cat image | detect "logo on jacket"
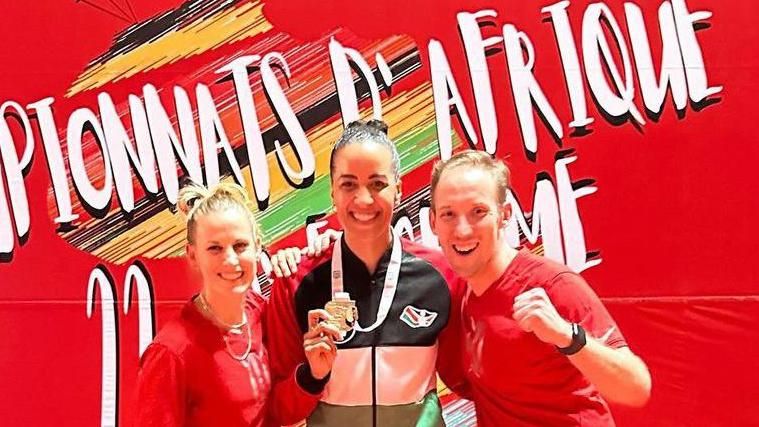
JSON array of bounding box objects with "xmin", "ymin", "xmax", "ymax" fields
[{"xmin": 400, "ymin": 305, "xmax": 438, "ymax": 328}]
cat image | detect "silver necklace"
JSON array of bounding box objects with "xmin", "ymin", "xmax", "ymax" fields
[
  {"xmin": 195, "ymin": 294, "xmax": 252, "ymax": 361},
  {"xmin": 223, "ymin": 321, "xmax": 253, "ymax": 361},
  {"xmin": 196, "ymin": 293, "xmax": 248, "ymax": 330}
]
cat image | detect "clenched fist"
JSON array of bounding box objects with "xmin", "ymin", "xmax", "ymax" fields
[{"xmin": 512, "ymin": 287, "xmax": 573, "ymax": 348}]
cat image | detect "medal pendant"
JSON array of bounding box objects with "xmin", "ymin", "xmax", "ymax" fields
[{"xmin": 324, "ymin": 292, "xmax": 358, "ymax": 336}]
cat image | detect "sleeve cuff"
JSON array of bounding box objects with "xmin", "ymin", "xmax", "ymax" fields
[{"xmin": 295, "ymin": 363, "xmax": 330, "ymax": 395}]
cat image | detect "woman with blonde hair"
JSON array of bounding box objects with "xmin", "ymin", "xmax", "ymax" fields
[{"xmin": 135, "ymin": 182, "xmax": 339, "ymax": 427}]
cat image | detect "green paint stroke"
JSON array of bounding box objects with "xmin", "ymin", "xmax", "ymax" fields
[{"xmin": 257, "ymin": 124, "xmax": 461, "ymax": 245}]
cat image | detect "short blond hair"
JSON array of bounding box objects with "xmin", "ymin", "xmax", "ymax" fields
[
  {"xmin": 430, "ymin": 150, "xmax": 511, "ymax": 210},
  {"xmin": 176, "ymin": 182, "xmax": 262, "ymax": 248}
]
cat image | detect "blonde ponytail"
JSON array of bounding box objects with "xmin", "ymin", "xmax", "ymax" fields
[{"xmin": 177, "ymin": 182, "xmax": 262, "ymax": 248}]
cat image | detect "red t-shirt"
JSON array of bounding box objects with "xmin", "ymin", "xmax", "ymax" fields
[
  {"xmin": 134, "ymin": 291, "xmax": 320, "ymax": 427},
  {"xmin": 461, "ymin": 250, "xmax": 627, "ymax": 427}
]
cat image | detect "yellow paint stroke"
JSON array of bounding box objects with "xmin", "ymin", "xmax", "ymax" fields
[
  {"xmin": 92, "ymin": 83, "xmax": 439, "ymax": 264},
  {"xmin": 66, "ymin": 1, "xmax": 271, "ymax": 97}
]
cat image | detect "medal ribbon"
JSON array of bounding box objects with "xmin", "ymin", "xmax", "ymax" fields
[{"xmin": 331, "ymin": 230, "xmax": 402, "ymax": 333}]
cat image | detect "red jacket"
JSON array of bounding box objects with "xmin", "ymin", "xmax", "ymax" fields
[{"xmin": 134, "ymin": 291, "xmax": 325, "ymax": 426}]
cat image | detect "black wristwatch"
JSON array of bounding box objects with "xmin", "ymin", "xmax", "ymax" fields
[{"xmin": 557, "ymin": 323, "xmax": 586, "ymax": 355}]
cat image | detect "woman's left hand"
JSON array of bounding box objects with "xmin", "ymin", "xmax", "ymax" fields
[
  {"xmin": 270, "ymin": 230, "xmax": 341, "ymax": 278},
  {"xmin": 270, "ymin": 247, "xmax": 302, "ymax": 278}
]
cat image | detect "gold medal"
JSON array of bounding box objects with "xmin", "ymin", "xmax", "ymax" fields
[{"xmin": 324, "ymin": 292, "xmax": 358, "ymax": 336}]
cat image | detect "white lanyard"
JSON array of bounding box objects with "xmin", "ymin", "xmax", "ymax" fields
[{"xmin": 331, "ymin": 231, "xmax": 402, "ymax": 333}]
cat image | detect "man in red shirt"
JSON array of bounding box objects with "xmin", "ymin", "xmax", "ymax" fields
[{"xmin": 428, "ymin": 150, "xmax": 651, "ymax": 426}]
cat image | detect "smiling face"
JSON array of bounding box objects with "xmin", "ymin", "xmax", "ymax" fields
[
  {"xmin": 331, "ymin": 141, "xmax": 400, "ymax": 243},
  {"xmin": 430, "ymin": 165, "xmax": 511, "ymax": 287},
  {"xmin": 186, "ymin": 208, "xmax": 258, "ymax": 297}
]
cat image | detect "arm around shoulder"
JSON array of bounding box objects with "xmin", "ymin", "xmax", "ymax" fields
[{"xmin": 436, "ymin": 275, "xmax": 472, "ymax": 399}]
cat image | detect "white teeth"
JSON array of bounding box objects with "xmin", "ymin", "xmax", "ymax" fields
[
  {"xmin": 219, "ymin": 272, "xmax": 243, "ymax": 281},
  {"xmin": 455, "ymin": 243, "xmax": 477, "ymax": 251},
  {"xmin": 453, "ymin": 243, "xmax": 478, "ymax": 255},
  {"xmin": 352, "ymin": 212, "xmax": 377, "ymax": 222}
]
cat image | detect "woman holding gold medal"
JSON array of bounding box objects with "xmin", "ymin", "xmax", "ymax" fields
[
  {"xmin": 267, "ymin": 120, "xmax": 467, "ymax": 427},
  {"xmin": 134, "ymin": 183, "xmax": 339, "ymax": 426}
]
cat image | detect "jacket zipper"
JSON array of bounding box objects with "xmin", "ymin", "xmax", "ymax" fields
[{"xmin": 371, "ymin": 343, "xmax": 377, "ymax": 427}]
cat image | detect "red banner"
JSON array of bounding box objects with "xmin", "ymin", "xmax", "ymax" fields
[{"xmin": 0, "ymin": 0, "xmax": 756, "ymax": 425}]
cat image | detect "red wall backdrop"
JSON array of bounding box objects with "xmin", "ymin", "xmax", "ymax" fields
[{"xmin": 0, "ymin": 0, "xmax": 757, "ymax": 426}]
